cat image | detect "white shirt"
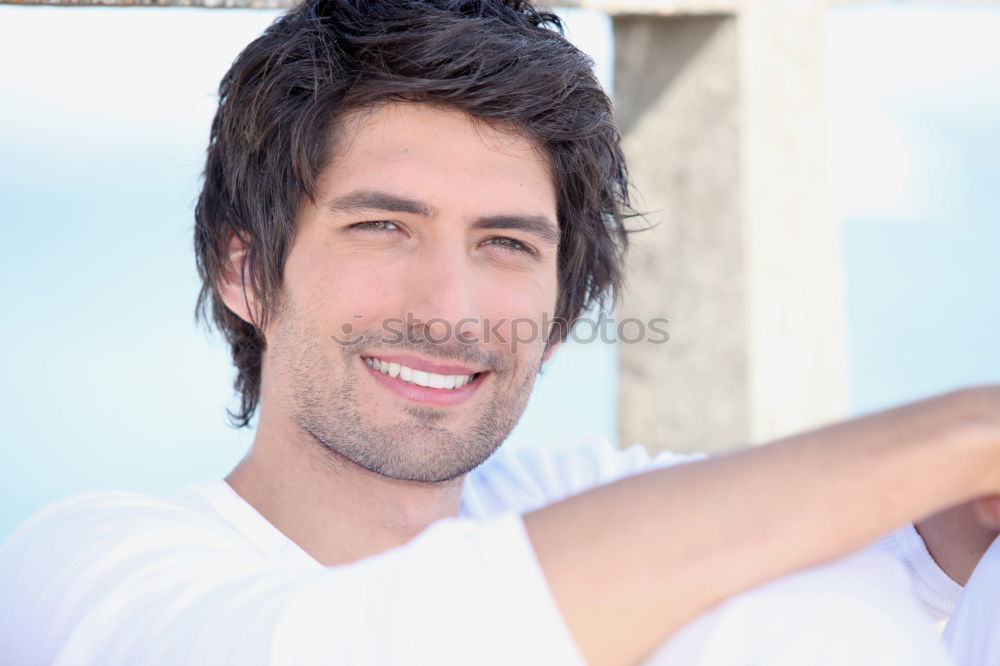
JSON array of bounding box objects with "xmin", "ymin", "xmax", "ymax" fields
[{"xmin": 0, "ymin": 438, "xmax": 960, "ymax": 665}]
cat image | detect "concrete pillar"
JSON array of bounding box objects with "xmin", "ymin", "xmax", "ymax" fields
[{"xmin": 614, "ymin": 1, "xmax": 849, "ymax": 454}]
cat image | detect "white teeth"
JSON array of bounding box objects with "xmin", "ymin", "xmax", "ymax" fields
[{"xmin": 364, "ymin": 357, "xmax": 476, "ymax": 390}]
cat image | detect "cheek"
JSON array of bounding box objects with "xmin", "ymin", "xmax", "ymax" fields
[
  {"xmin": 477, "ymin": 272, "xmax": 558, "ymax": 354},
  {"xmin": 289, "ymin": 248, "xmax": 411, "ymax": 335}
]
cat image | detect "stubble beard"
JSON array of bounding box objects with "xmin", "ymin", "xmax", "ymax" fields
[{"xmin": 272, "ymin": 302, "xmax": 543, "ymax": 483}]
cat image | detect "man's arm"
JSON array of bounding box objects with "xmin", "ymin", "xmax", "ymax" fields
[{"xmin": 526, "ymin": 386, "xmax": 1000, "ymax": 666}]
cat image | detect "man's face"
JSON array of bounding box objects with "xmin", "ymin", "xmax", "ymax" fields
[{"xmin": 261, "ymin": 103, "xmax": 560, "ymax": 483}]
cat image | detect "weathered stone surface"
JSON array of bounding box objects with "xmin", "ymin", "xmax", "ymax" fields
[
  {"xmin": 615, "ymin": 2, "xmax": 850, "ymax": 454},
  {"xmin": 614, "ymin": 15, "xmax": 749, "ymax": 454}
]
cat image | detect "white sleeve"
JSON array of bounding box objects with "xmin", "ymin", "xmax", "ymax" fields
[
  {"xmin": 0, "ymin": 493, "xmax": 584, "ymax": 666},
  {"xmin": 870, "ymin": 523, "xmax": 964, "ymax": 623}
]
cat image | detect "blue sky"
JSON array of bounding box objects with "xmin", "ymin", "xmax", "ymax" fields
[{"xmin": 828, "ymin": 4, "xmax": 1000, "ymax": 412}]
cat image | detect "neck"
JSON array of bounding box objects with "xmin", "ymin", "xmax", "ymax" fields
[{"xmin": 226, "ymin": 410, "xmax": 465, "ymax": 567}]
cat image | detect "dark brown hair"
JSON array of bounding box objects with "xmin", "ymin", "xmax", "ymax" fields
[{"xmin": 194, "ymin": 0, "xmax": 631, "ymax": 427}]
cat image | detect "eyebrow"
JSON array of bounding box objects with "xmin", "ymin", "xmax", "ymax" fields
[
  {"xmin": 326, "ymin": 189, "xmax": 560, "ymax": 247},
  {"xmin": 326, "ymin": 190, "xmax": 433, "ymax": 217}
]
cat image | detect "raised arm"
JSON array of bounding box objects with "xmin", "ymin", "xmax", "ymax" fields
[{"xmin": 525, "ymin": 386, "xmax": 1000, "ymax": 666}]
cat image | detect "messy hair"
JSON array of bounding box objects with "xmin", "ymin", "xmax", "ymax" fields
[{"xmin": 194, "ymin": 0, "xmax": 631, "ymax": 426}]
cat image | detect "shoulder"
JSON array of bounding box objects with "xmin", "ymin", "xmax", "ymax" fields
[
  {"xmin": 0, "ymin": 487, "xmax": 252, "ymax": 613},
  {"xmin": 0, "ymin": 487, "xmax": 263, "ymax": 663},
  {"xmin": 3, "ymin": 486, "xmax": 242, "ymax": 560}
]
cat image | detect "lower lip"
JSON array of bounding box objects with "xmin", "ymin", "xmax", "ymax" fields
[{"xmin": 362, "ymin": 359, "xmax": 485, "ymax": 406}]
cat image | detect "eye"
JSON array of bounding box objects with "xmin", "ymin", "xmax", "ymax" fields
[
  {"xmin": 481, "ymin": 236, "xmax": 537, "ymax": 257},
  {"xmin": 349, "ymin": 220, "xmax": 401, "ymax": 233}
]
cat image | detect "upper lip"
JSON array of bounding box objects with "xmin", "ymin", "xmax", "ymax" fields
[{"xmin": 362, "ymin": 352, "xmax": 485, "ymax": 376}]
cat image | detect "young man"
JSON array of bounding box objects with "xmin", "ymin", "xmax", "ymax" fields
[{"xmin": 1, "ymin": 1, "xmax": 998, "ymax": 664}]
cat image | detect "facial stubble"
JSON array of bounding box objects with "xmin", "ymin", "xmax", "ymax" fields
[{"xmin": 272, "ymin": 301, "xmax": 544, "ymax": 483}]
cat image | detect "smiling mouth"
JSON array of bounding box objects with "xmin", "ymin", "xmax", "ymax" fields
[{"xmin": 362, "ymin": 356, "xmax": 483, "ymax": 391}]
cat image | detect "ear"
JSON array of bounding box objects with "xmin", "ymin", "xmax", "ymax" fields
[{"xmin": 217, "ymin": 232, "xmax": 260, "ymax": 327}]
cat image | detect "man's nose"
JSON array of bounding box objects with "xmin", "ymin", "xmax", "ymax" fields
[{"xmin": 403, "ymin": 243, "xmax": 484, "ymax": 345}]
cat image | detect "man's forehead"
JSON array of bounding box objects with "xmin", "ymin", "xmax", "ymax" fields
[
  {"xmin": 332, "ymin": 103, "xmax": 543, "ymax": 158},
  {"xmin": 314, "ymin": 102, "xmax": 560, "ymax": 223}
]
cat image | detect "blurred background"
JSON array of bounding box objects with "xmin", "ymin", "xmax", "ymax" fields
[{"xmin": 1, "ymin": 1, "xmax": 998, "ymax": 542}]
